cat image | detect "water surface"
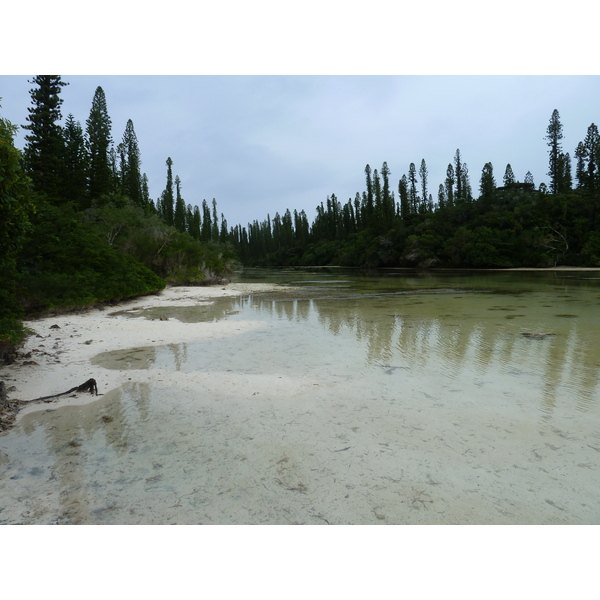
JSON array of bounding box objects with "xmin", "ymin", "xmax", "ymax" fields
[{"xmin": 2, "ymin": 269, "xmax": 599, "ymax": 524}]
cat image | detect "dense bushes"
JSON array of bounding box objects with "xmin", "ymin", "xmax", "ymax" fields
[{"xmin": 17, "ymin": 200, "xmax": 167, "ymax": 312}]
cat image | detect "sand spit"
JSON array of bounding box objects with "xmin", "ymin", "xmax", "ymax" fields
[{"xmin": 2, "ymin": 283, "xmax": 285, "ymax": 418}]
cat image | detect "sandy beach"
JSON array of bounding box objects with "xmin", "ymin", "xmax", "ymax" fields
[{"xmin": 4, "ymin": 283, "xmax": 280, "ymax": 418}]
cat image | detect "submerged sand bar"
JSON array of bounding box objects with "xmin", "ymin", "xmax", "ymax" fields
[{"xmin": 1, "ymin": 277, "xmax": 599, "ymax": 525}]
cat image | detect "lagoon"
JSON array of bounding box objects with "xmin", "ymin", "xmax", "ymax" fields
[{"xmin": 1, "ymin": 268, "xmax": 599, "ymax": 524}]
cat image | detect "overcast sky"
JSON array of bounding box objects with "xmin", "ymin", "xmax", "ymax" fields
[{"xmin": 2, "ymin": 75, "xmax": 599, "ymax": 229}]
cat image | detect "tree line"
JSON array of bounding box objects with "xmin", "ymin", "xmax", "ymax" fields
[
  {"xmin": 3, "ymin": 76, "xmax": 600, "ymax": 354},
  {"xmin": 230, "ymin": 109, "xmax": 600, "ymax": 269},
  {"xmin": 0, "ymin": 75, "xmax": 235, "ymax": 353}
]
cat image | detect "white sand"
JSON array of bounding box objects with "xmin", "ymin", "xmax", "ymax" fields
[{"xmin": 8, "ymin": 283, "xmax": 279, "ymax": 416}]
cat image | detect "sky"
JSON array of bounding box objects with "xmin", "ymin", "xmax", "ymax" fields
[{"xmin": 2, "ymin": 74, "xmax": 599, "ymax": 230}]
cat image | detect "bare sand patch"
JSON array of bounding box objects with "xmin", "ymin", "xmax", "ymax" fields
[{"xmin": 4, "ymin": 283, "xmax": 288, "ymax": 417}]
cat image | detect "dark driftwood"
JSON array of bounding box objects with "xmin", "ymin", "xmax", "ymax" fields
[{"xmin": 26, "ymin": 378, "xmax": 99, "ymax": 403}]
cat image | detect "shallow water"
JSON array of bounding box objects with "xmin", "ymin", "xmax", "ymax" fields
[{"xmin": 2, "ymin": 269, "xmax": 600, "ymax": 524}]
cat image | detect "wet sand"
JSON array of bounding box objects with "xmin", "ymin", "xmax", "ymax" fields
[
  {"xmin": 1, "ymin": 280, "xmax": 599, "ymax": 525},
  {"xmin": 4, "ymin": 283, "xmax": 280, "ymax": 418}
]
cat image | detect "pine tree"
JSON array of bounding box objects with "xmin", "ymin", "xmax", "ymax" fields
[
  {"xmin": 141, "ymin": 173, "xmax": 151, "ymax": 209},
  {"xmin": 445, "ymin": 164, "xmax": 455, "ymax": 206},
  {"xmin": 461, "ymin": 163, "xmax": 472, "ymax": 202},
  {"xmin": 220, "ymin": 213, "xmax": 229, "ymax": 243},
  {"xmin": 419, "ymin": 159, "xmax": 428, "ymax": 213},
  {"xmin": 211, "ymin": 199, "xmax": 219, "ymax": 241},
  {"xmin": 581, "ymin": 123, "xmax": 600, "ymax": 194},
  {"xmin": 86, "ymin": 86, "xmax": 113, "ymax": 200},
  {"xmin": 22, "ymin": 75, "xmax": 68, "ymax": 201},
  {"xmin": 437, "ymin": 184, "xmax": 446, "ymax": 209},
  {"xmin": 201, "ymin": 199, "xmax": 212, "ymax": 241},
  {"xmin": 161, "ymin": 157, "xmax": 174, "ymax": 225},
  {"xmin": 454, "ymin": 149, "xmax": 463, "ymax": 200},
  {"xmin": 368, "ymin": 168, "xmax": 382, "ymax": 230},
  {"xmin": 524, "ymin": 171, "xmax": 534, "ymax": 188},
  {"xmin": 381, "ymin": 161, "xmax": 394, "ymax": 225},
  {"xmin": 121, "ymin": 119, "xmax": 142, "ymax": 204},
  {"xmin": 63, "ymin": 113, "xmax": 88, "ymax": 207},
  {"xmin": 557, "ymin": 152, "xmax": 572, "ymax": 193},
  {"xmin": 503, "ymin": 164, "xmax": 515, "ymax": 186},
  {"xmin": 545, "ymin": 109, "xmax": 564, "ymax": 194},
  {"xmin": 191, "ymin": 205, "xmax": 202, "ymax": 239},
  {"xmin": 186, "ymin": 204, "xmax": 194, "ymax": 236},
  {"xmin": 174, "ymin": 175, "xmax": 186, "ymax": 232},
  {"xmin": 408, "ymin": 163, "xmax": 418, "ymax": 213},
  {"xmin": 480, "ymin": 162, "xmax": 496, "ymax": 200},
  {"xmin": 563, "ymin": 153, "xmax": 573, "ymax": 191},
  {"xmin": 575, "ymin": 142, "xmax": 586, "ymax": 189},
  {"xmin": 364, "ymin": 164, "xmax": 374, "ymax": 222}
]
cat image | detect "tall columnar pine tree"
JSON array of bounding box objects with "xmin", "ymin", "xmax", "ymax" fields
[
  {"xmin": 121, "ymin": 119, "xmax": 143, "ymax": 204},
  {"xmin": 556, "ymin": 152, "xmax": 572, "ymax": 193},
  {"xmin": 454, "ymin": 149, "xmax": 463, "ymax": 200},
  {"xmin": 524, "ymin": 171, "xmax": 535, "ymax": 188},
  {"xmin": 445, "ymin": 164, "xmax": 454, "ymax": 207},
  {"xmin": 63, "ymin": 113, "xmax": 88, "ymax": 207},
  {"xmin": 372, "ymin": 168, "xmax": 382, "ymax": 218},
  {"xmin": 141, "ymin": 173, "xmax": 152, "ymax": 210},
  {"xmin": 381, "ymin": 161, "xmax": 394, "ymax": 225},
  {"xmin": 353, "ymin": 193, "xmax": 362, "ymax": 229},
  {"xmin": 201, "ymin": 199, "xmax": 212, "ymax": 241},
  {"xmin": 408, "ymin": 163, "xmax": 418, "ymax": 213},
  {"xmin": 461, "ymin": 162, "xmax": 472, "ymax": 202},
  {"xmin": 161, "ymin": 157, "xmax": 175, "ymax": 225},
  {"xmin": 211, "ymin": 199, "xmax": 220, "ymax": 241},
  {"xmin": 575, "ymin": 142, "xmax": 586, "ymax": 189},
  {"xmin": 503, "ymin": 164, "xmax": 515, "ymax": 186},
  {"xmin": 22, "ymin": 75, "xmax": 68, "ymax": 201},
  {"xmin": 480, "ymin": 162, "xmax": 496, "ymax": 201},
  {"xmin": 190, "ymin": 205, "xmax": 202, "ymax": 240},
  {"xmin": 437, "ymin": 184, "xmax": 446, "ymax": 209},
  {"xmin": 576, "ymin": 123, "xmax": 600, "ymax": 194},
  {"xmin": 174, "ymin": 175, "xmax": 187, "ymax": 232},
  {"xmin": 86, "ymin": 86, "xmax": 114, "ymax": 200},
  {"xmin": 419, "ymin": 159, "xmax": 428, "ymax": 214},
  {"xmin": 545, "ymin": 109, "xmax": 564, "ymax": 194},
  {"xmin": 364, "ymin": 164, "xmax": 374, "ymax": 222},
  {"xmin": 109, "ymin": 146, "xmax": 120, "ymax": 192},
  {"xmin": 220, "ymin": 213, "xmax": 229, "ymax": 243}
]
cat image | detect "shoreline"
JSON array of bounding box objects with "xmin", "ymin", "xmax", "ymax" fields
[
  {"xmin": 1, "ymin": 282, "xmax": 286, "ymax": 430},
  {"xmin": 2, "ymin": 274, "xmax": 598, "ymax": 525},
  {"xmin": 3, "ymin": 266, "xmax": 599, "ymax": 430}
]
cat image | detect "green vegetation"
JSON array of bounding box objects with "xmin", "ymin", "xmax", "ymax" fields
[
  {"xmin": 0, "ymin": 77, "xmax": 235, "ymax": 356},
  {"xmin": 231, "ymin": 110, "xmax": 600, "ymax": 270},
  {"xmin": 3, "ymin": 78, "xmax": 600, "ymax": 359}
]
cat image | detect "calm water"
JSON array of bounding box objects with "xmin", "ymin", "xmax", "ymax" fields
[{"xmin": 1, "ymin": 269, "xmax": 600, "ymax": 524}]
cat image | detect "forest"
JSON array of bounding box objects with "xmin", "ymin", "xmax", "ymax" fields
[
  {"xmin": 231, "ymin": 110, "xmax": 600, "ymax": 270},
  {"xmin": 1, "ymin": 76, "xmax": 236, "ymax": 355},
  {"xmin": 2, "ymin": 76, "xmax": 600, "ymax": 356}
]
